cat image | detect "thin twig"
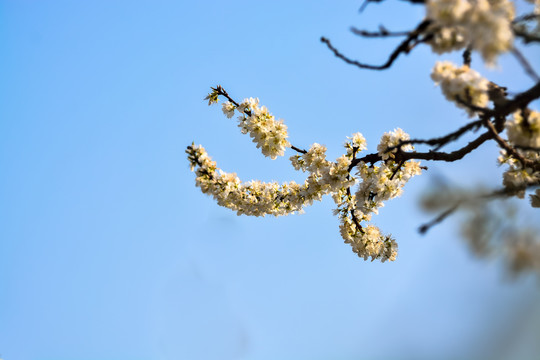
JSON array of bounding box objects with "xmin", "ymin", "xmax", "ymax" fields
[
  {"xmin": 350, "ymin": 27, "xmax": 411, "ymax": 38},
  {"xmin": 291, "ymin": 145, "xmax": 307, "ymax": 154},
  {"xmin": 512, "ymin": 13, "xmax": 540, "ymax": 24},
  {"xmin": 419, "ymin": 203, "xmax": 460, "ymax": 234},
  {"xmin": 213, "ymin": 85, "xmax": 308, "ymax": 154},
  {"xmin": 481, "ymin": 118, "xmax": 535, "ymax": 168},
  {"xmin": 513, "ymin": 26, "xmax": 540, "ymax": 44},
  {"xmin": 321, "ymin": 20, "xmax": 432, "ymax": 71},
  {"xmin": 390, "ymin": 119, "xmax": 483, "ymax": 152}
]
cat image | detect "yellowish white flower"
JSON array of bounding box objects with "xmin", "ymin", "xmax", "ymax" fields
[
  {"xmin": 426, "ymin": 0, "xmax": 515, "ymax": 64},
  {"xmin": 431, "ymin": 61, "xmax": 490, "ymax": 116},
  {"xmin": 506, "ymin": 111, "xmax": 540, "ymax": 149},
  {"xmin": 191, "ymin": 94, "xmax": 424, "ymax": 262},
  {"xmin": 222, "ymin": 101, "xmax": 236, "ymax": 118}
]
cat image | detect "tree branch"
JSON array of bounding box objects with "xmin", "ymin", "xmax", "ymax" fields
[
  {"xmin": 393, "ymin": 119, "xmax": 483, "ymax": 151},
  {"xmin": 350, "ymin": 130, "xmax": 493, "ymax": 169},
  {"xmin": 511, "ymin": 47, "xmax": 540, "ymax": 82},
  {"xmin": 350, "ymin": 26, "xmax": 411, "ymax": 38},
  {"xmin": 321, "ymin": 20, "xmax": 432, "ymax": 71},
  {"xmin": 419, "ymin": 203, "xmax": 460, "ymax": 234}
]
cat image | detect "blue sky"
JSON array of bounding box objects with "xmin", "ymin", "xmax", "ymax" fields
[{"xmin": 1, "ymin": 1, "xmax": 540, "ymax": 359}]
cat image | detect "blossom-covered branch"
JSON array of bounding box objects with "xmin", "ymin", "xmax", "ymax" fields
[
  {"xmin": 188, "ymin": 0, "xmax": 540, "ymax": 266},
  {"xmin": 191, "ymin": 88, "xmax": 423, "ymax": 262}
]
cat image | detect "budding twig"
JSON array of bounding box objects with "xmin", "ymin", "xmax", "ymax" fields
[{"xmin": 212, "ymin": 85, "xmax": 308, "ymax": 154}]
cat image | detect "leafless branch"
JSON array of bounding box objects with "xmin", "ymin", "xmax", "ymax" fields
[
  {"xmin": 393, "ymin": 119, "xmax": 483, "ymax": 151},
  {"xmin": 481, "ymin": 117, "xmax": 538, "ymax": 170},
  {"xmin": 511, "ymin": 47, "xmax": 540, "ymax": 82},
  {"xmin": 321, "ymin": 20, "xmax": 432, "ymax": 71},
  {"xmin": 462, "ymin": 48, "xmax": 472, "ymax": 67},
  {"xmin": 350, "ymin": 26, "xmax": 411, "ymax": 38},
  {"xmin": 419, "ymin": 203, "xmax": 460, "ymax": 234}
]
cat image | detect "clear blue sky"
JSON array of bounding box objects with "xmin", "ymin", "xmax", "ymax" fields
[{"xmin": 1, "ymin": 1, "xmax": 539, "ymax": 359}]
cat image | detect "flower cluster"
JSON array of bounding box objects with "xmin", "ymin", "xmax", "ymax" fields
[
  {"xmin": 377, "ymin": 128, "xmax": 414, "ymax": 160},
  {"xmin": 431, "ymin": 61, "xmax": 490, "ymax": 116},
  {"xmin": 187, "ymin": 143, "xmax": 305, "ymax": 216},
  {"xmin": 187, "ymin": 141, "xmax": 357, "ymax": 218},
  {"xmin": 505, "ymin": 230, "xmax": 540, "ymax": 275},
  {"xmin": 428, "ymin": 26, "xmax": 468, "ymax": 54},
  {"xmin": 204, "ymin": 88, "xmax": 291, "ymax": 160},
  {"xmin": 426, "ymin": 0, "xmax": 515, "ymax": 64},
  {"xmin": 193, "ymin": 90, "xmax": 424, "ymax": 262},
  {"xmin": 506, "ymin": 110, "xmax": 540, "ymax": 149},
  {"xmin": 229, "ymin": 97, "xmax": 290, "ymax": 159},
  {"xmin": 335, "ymin": 130, "xmax": 422, "ymax": 262},
  {"xmin": 499, "ymin": 110, "xmax": 540, "ymax": 199},
  {"xmin": 189, "ymin": 128, "xmax": 422, "ymax": 261}
]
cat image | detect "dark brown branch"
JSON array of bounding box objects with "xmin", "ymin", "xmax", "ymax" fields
[
  {"xmin": 513, "ymin": 26, "xmax": 540, "ymax": 44},
  {"xmin": 394, "ymin": 119, "xmax": 483, "ymax": 151},
  {"xmin": 213, "ymin": 85, "xmax": 240, "ymax": 107},
  {"xmin": 462, "ymin": 48, "xmax": 472, "ymax": 67},
  {"xmin": 515, "ymin": 144, "xmax": 540, "ymax": 152},
  {"xmin": 512, "ymin": 13, "xmax": 540, "ymax": 24},
  {"xmin": 345, "ymin": 186, "xmax": 364, "ymax": 232},
  {"xmin": 481, "ymin": 118, "xmax": 537, "ymax": 169},
  {"xmin": 350, "ymin": 26, "xmax": 410, "ymax": 38},
  {"xmin": 321, "ymin": 20, "xmax": 432, "ymax": 71},
  {"xmin": 497, "ymin": 81, "xmax": 540, "ymax": 116},
  {"xmin": 291, "ymin": 145, "xmax": 307, "ymax": 154},
  {"xmin": 350, "ymin": 130, "xmax": 493, "ymax": 169},
  {"xmin": 455, "ymin": 96, "xmax": 496, "ymax": 115},
  {"xmin": 455, "ymin": 81, "xmax": 540, "ymax": 120},
  {"xmin": 389, "ymin": 160, "xmax": 405, "ymax": 180},
  {"xmin": 396, "ymin": 131, "xmax": 493, "ymax": 162}
]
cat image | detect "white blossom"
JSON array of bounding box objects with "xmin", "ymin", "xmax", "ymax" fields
[
  {"xmin": 235, "ymin": 98, "xmax": 291, "ymax": 159},
  {"xmin": 222, "ymin": 101, "xmax": 236, "ymax": 118},
  {"xmin": 426, "ymin": 0, "xmax": 515, "ymax": 64},
  {"xmin": 506, "ymin": 110, "xmax": 540, "ymax": 149},
  {"xmin": 431, "ymin": 61, "xmax": 490, "ymax": 116},
  {"xmin": 188, "ymin": 128, "xmax": 422, "ymax": 262}
]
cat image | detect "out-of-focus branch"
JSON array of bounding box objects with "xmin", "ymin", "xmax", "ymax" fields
[
  {"xmin": 481, "ymin": 117, "xmax": 534, "ymax": 168},
  {"xmin": 350, "ymin": 26, "xmax": 411, "ymax": 38},
  {"xmin": 513, "ymin": 26, "xmax": 540, "ymax": 44},
  {"xmin": 455, "ymin": 81, "xmax": 540, "ymax": 118},
  {"xmin": 511, "ymin": 48, "xmax": 540, "ymax": 82},
  {"xmin": 462, "ymin": 48, "xmax": 472, "ymax": 67},
  {"xmin": 419, "ymin": 203, "xmax": 460, "ymax": 234}
]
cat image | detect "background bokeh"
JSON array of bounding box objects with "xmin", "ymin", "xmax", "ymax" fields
[{"xmin": 1, "ymin": 1, "xmax": 539, "ymax": 359}]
